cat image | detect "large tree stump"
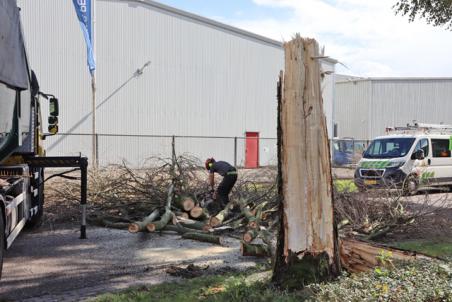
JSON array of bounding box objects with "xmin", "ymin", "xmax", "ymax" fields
[{"xmin": 272, "ymin": 36, "xmax": 340, "ymax": 290}]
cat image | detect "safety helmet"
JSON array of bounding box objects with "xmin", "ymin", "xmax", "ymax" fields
[{"xmin": 205, "ymin": 158, "xmax": 215, "ymax": 170}]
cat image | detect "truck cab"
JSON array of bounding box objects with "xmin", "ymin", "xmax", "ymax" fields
[
  {"xmin": 355, "ymin": 123, "xmax": 452, "ymax": 193},
  {"xmin": 0, "ymin": 0, "xmax": 59, "ymax": 278}
]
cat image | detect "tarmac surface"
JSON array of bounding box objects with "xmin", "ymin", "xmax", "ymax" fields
[{"xmin": 0, "ymin": 225, "xmax": 259, "ymax": 302}]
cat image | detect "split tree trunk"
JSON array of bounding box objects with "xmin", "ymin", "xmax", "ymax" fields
[
  {"xmin": 340, "ymin": 238, "xmax": 430, "ymax": 273},
  {"xmin": 272, "ymin": 36, "xmax": 340, "ymax": 290}
]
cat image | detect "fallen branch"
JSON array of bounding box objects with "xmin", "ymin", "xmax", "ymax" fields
[
  {"xmin": 240, "ymin": 242, "xmax": 270, "ymax": 257},
  {"xmin": 340, "ymin": 238, "xmax": 431, "ymax": 273},
  {"xmin": 182, "ymin": 232, "xmax": 224, "ymax": 245},
  {"xmin": 173, "ymin": 216, "xmax": 208, "ymax": 231},
  {"xmin": 147, "ymin": 184, "xmax": 174, "ymax": 232},
  {"xmin": 128, "ymin": 209, "xmax": 160, "ymax": 233}
]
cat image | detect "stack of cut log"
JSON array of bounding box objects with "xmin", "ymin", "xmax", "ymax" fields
[
  {"xmin": 127, "ymin": 184, "xmax": 275, "ymax": 256},
  {"xmin": 239, "ymin": 202, "xmax": 272, "ymax": 257},
  {"xmin": 128, "ymin": 184, "xmax": 224, "ymax": 245}
]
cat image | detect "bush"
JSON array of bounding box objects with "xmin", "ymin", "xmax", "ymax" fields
[{"xmin": 310, "ymin": 259, "xmax": 452, "ymax": 302}]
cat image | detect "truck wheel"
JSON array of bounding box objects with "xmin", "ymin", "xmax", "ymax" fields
[
  {"xmin": 0, "ymin": 208, "xmax": 5, "ymax": 279},
  {"xmin": 26, "ymin": 168, "xmax": 44, "ymax": 228},
  {"xmin": 402, "ymin": 175, "xmax": 418, "ymax": 196}
]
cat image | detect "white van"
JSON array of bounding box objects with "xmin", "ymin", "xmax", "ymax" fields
[{"xmin": 354, "ymin": 123, "xmax": 452, "ymax": 193}]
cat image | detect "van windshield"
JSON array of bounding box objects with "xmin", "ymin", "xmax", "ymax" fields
[{"xmin": 364, "ymin": 137, "xmax": 415, "ymax": 159}]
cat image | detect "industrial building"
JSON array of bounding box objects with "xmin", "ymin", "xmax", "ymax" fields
[
  {"xmin": 17, "ymin": 0, "xmax": 337, "ymax": 167},
  {"xmin": 335, "ymin": 77, "xmax": 452, "ymax": 141}
]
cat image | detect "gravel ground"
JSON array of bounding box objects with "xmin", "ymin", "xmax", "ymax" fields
[{"xmin": 0, "ymin": 225, "xmax": 261, "ymax": 302}]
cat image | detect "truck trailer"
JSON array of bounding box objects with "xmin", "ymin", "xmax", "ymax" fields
[{"xmin": 0, "ymin": 0, "xmax": 88, "ymax": 278}]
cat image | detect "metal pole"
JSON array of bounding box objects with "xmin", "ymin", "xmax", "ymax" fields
[
  {"xmin": 95, "ymin": 133, "xmax": 99, "ymax": 166},
  {"xmin": 171, "ymin": 135, "xmax": 176, "ymax": 161},
  {"xmin": 80, "ymin": 158, "xmax": 88, "ymax": 239},
  {"xmin": 234, "ymin": 137, "xmax": 237, "ymax": 167},
  {"xmin": 91, "ymin": 75, "xmax": 97, "ymax": 167},
  {"xmin": 91, "ymin": 0, "xmax": 97, "ymax": 168}
]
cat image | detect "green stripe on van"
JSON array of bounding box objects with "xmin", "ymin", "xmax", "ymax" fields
[{"xmin": 360, "ymin": 161, "xmax": 390, "ymax": 169}]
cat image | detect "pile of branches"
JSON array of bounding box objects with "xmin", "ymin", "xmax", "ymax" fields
[
  {"xmin": 334, "ymin": 184, "xmax": 451, "ymax": 241},
  {"xmin": 47, "ymin": 155, "xmax": 278, "ymax": 255}
]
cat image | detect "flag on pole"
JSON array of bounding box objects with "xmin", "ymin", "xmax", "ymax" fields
[{"xmin": 72, "ymin": 0, "xmax": 96, "ymax": 74}]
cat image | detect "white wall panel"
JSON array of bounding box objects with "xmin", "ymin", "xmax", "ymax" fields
[
  {"xmin": 17, "ymin": 0, "xmax": 335, "ymax": 166},
  {"xmin": 335, "ymin": 80, "xmax": 371, "ymax": 140},
  {"xmin": 335, "ymin": 78, "xmax": 452, "ymax": 140}
]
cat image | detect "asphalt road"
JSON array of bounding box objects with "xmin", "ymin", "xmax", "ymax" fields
[{"xmin": 0, "ymin": 225, "xmax": 259, "ymax": 302}]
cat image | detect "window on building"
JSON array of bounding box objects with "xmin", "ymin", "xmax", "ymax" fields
[
  {"xmin": 414, "ymin": 139, "xmax": 429, "ymax": 157},
  {"xmin": 431, "ymin": 139, "xmax": 450, "ymax": 158}
]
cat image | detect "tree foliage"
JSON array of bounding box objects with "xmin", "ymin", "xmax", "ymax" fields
[{"xmin": 394, "ymin": 0, "xmax": 452, "ymax": 29}]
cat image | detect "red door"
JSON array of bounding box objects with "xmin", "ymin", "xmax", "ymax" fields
[{"xmin": 245, "ymin": 132, "xmax": 259, "ymax": 169}]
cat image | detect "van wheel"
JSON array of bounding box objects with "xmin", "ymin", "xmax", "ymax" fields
[
  {"xmin": 0, "ymin": 206, "xmax": 5, "ymax": 279},
  {"xmin": 402, "ymin": 175, "xmax": 418, "ymax": 196}
]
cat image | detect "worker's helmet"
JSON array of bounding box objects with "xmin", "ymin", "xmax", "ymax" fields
[{"xmin": 205, "ymin": 158, "xmax": 215, "ymax": 170}]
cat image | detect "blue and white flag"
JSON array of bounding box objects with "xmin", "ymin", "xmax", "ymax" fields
[{"xmin": 72, "ymin": 0, "xmax": 96, "ymax": 74}]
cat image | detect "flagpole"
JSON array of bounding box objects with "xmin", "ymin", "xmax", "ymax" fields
[{"xmin": 91, "ymin": 0, "xmax": 97, "ymax": 168}]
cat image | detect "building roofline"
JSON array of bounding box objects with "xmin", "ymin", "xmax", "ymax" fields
[
  {"xmin": 109, "ymin": 0, "xmax": 284, "ymax": 48},
  {"xmin": 336, "ymin": 75, "xmax": 452, "ymax": 84}
]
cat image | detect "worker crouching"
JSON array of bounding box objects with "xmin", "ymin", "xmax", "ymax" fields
[{"xmin": 205, "ymin": 158, "xmax": 237, "ymax": 214}]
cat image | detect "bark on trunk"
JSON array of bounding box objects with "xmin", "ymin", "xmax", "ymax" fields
[{"xmin": 272, "ymin": 36, "xmax": 340, "ymax": 290}]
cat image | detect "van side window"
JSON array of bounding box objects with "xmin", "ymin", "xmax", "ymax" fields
[
  {"xmin": 414, "ymin": 139, "xmax": 429, "ymax": 157},
  {"xmin": 431, "ymin": 139, "xmax": 451, "ymax": 158}
]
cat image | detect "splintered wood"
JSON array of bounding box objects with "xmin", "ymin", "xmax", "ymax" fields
[
  {"xmin": 340, "ymin": 238, "xmax": 430, "ymax": 273},
  {"xmin": 279, "ymin": 36, "xmax": 335, "ymax": 259},
  {"xmin": 273, "ymin": 35, "xmax": 339, "ymax": 287}
]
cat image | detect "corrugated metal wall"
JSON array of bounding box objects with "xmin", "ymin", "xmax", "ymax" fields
[
  {"xmin": 17, "ymin": 0, "xmax": 334, "ymax": 166},
  {"xmin": 335, "ymin": 80, "xmax": 371, "ymax": 139},
  {"xmin": 17, "ymin": 0, "xmax": 283, "ymax": 166},
  {"xmin": 336, "ymin": 78, "xmax": 452, "ymax": 140}
]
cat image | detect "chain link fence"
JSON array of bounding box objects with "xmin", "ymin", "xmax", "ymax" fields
[
  {"xmin": 44, "ymin": 133, "xmax": 368, "ymax": 168},
  {"xmin": 44, "ymin": 133, "xmax": 278, "ymax": 168}
]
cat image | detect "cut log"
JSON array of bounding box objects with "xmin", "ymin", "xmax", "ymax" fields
[
  {"xmin": 241, "ymin": 242, "xmax": 270, "ymax": 257},
  {"xmin": 189, "ymin": 206, "xmax": 207, "ymax": 220},
  {"xmin": 128, "ymin": 209, "xmax": 160, "ymax": 233},
  {"xmin": 340, "ymin": 238, "xmax": 430, "ymax": 273},
  {"xmin": 272, "ymin": 36, "xmax": 340, "ymax": 290},
  {"xmin": 182, "ymin": 232, "xmax": 223, "ymax": 245},
  {"xmin": 247, "ymin": 218, "xmax": 259, "ymax": 229},
  {"xmin": 146, "ymin": 210, "xmax": 173, "ymax": 232},
  {"xmin": 242, "ymin": 229, "xmax": 259, "ymax": 243},
  {"xmin": 208, "ymin": 202, "xmax": 233, "ymax": 227},
  {"xmin": 177, "ymin": 196, "xmax": 196, "ymax": 212}
]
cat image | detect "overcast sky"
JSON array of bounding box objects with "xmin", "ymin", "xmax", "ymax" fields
[{"xmin": 157, "ymin": 0, "xmax": 452, "ymax": 77}]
